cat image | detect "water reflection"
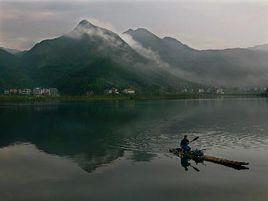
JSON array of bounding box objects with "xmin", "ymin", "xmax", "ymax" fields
[
  {"xmin": 180, "ymin": 156, "xmax": 192, "ymax": 171},
  {"xmin": 129, "ymin": 151, "xmax": 156, "ymax": 162},
  {"xmin": 178, "ymin": 154, "xmax": 249, "ymax": 172},
  {"xmin": 0, "ymin": 98, "xmax": 267, "ymax": 174}
]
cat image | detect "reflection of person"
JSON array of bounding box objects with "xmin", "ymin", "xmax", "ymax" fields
[
  {"xmin": 181, "ymin": 156, "xmax": 190, "ymax": 171},
  {"xmin": 180, "ymin": 135, "xmax": 191, "ymax": 153}
]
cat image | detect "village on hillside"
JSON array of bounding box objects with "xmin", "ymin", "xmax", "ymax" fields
[
  {"xmin": 2, "ymin": 88, "xmax": 59, "ymax": 96},
  {"xmin": 1, "ymin": 86, "xmax": 267, "ymax": 97}
]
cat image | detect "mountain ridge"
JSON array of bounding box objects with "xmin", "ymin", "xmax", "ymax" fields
[
  {"xmin": 12, "ymin": 20, "xmax": 197, "ymax": 94},
  {"xmin": 249, "ymin": 44, "xmax": 268, "ymax": 52},
  {"xmin": 0, "ymin": 47, "xmax": 21, "ymax": 54},
  {"xmin": 1, "ymin": 19, "xmax": 268, "ymax": 94},
  {"xmin": 124, "ymin": 27, "xmax": 268, "ymax": 87}
]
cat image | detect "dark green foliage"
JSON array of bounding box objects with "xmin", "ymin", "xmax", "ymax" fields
[
  {"xmin": 55, "ymin": 58, "xmax": 148, "ymax": 95},
  {"xmin": 0, "ymin": 49, "xmax": 31, "ymax": 88},
  {"xmin": 14, "ymin": 20, "xmax": 192, "ymax": 94},
  {"xmin": 2, "ymin": 20, "xmax": 268, "ymax": 95}
]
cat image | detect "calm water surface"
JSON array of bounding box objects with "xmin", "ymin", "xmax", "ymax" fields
[{"xmin": 0, "ymin": 98, "xmax": 268, "ymax": 201}]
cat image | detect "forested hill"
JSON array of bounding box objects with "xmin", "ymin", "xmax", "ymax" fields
[{"xmin": 1, "ymin": 20, "xmax": 268, "ymax": 95}]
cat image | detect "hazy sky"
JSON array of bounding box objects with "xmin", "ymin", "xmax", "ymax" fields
[{"xmin": 0, "ymin": 0, "xmax": 268, "ymax": 50}]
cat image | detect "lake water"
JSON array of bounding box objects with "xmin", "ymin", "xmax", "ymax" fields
[{"xmin": 0, "ymin": 98, "xmax": 268, "ymax": 201}]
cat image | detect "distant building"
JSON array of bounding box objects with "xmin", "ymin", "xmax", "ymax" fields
[
  {"xmin": 86, "ymin": 90, "xmax": 94, "ymax": 96},
  {"xmin": 198, "ymin": 88, "xmax": 205, "ymax": 93},
  {"xmin": 9, "ymin": 89, "xmax": 18, "ymax": 94},
  {"xmin": 42, "ymin": 88, "xmax": 51, "ymax": 96},
  {"xmin": 113, "ymin": 88, "xmax": 120, "ymax": 95},
  {"xmin": 104, "ymin": 88, "xmax": 119, "ymax": 95},
  {"xmin": 4, "ymin": 90, "xmax": 9, "ymax": 95},
  {"xmin": 49, "ymin": 88, "xmax": 59, "ymax": 96},
  {"xmin": 216, "ymin": 88, "xmax": 224, "ymax": 94},
  {"xmin": 104, "ymin": 89, "xmax": 112, "ymax": 95},
  {"xmin": 2, "ymin": 87, "xmax": 58, "ymax": 96},
  {"xmin": 122, "ymin": 89, "xmax": 135, "ymax": 95},
  {"xmin": 33, "ymin": 88, "xmax": 42, "ymax": 96},
  {"xmin": 33, "ymin": 88, "xmax": 59, "ymax": 96},
  {"xmin": 3, "ymin": 88, "xmax": 31, "ymax": 95},
  {"xmin": 182, "ymin": 88, "xmax": 188, "ymax": 93},
  {"xmin": 20, "ymin": 89, "xmax": 32, "ymax": 95}
]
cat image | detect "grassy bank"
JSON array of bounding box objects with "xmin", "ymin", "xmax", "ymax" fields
[
  {"xmin": 0, "ymin": 95, "xmax": 130, "ymax": 103},
  {"xmin": 0, "ymin": 93, "xmax": 263, "ymax": 104}
]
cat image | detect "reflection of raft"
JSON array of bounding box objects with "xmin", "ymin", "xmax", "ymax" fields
[{"xmin": 169, "ymin": 148, "xmax": 249, "ymax": 170}]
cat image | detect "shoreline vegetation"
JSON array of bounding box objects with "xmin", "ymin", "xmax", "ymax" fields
[{"xmin": 0, "ymin": 93, "xmax": 265, "ymax": 104}]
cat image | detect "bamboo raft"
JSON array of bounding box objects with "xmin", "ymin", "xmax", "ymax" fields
[{"xmin": 169, "ymin": 148, "xmax": 249, "ymax": 170}]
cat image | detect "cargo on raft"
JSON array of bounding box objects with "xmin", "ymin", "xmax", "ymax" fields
[{"xmin": 169, "ymin": 148, "xmax": 249, "ymax": 170}]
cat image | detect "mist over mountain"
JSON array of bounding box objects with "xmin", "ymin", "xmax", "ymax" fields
[
  {"xmin": 0, "ymin": 20, "xmax": 267, "ymax": 94},
  {"xmin": 249, "ymin": 44, "xmax": 268, "ymax": 52},
  {"xmin": 124, "ymin": 28, "xmax": 268, "ymax": 87},
  {"xmin": 15, "ymin": 20, "xmax": 196, "ymax": 94},
  {"xmin": 0, "ymin": 47, "xmax": 21, "ymax": 55}
]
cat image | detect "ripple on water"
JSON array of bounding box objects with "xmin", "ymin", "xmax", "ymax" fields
[{"xmin": 109, "ymin": 128, "xmax": 268, "ymax": 158}]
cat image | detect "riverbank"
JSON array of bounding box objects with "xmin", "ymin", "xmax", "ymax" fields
[
  {"xmin": 0, "ymin": 93, "xmax": 264, "ymax": 104},
  {"xmin": 0, "ymin": 95, "xmax": 130, "ymax": 103},
  {"xmin": 0, "ymin": 94, "xmax": 198, "ymax": 103}
]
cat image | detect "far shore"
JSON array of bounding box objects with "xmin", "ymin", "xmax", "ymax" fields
[{"xmin": 0, "ymin": 93, "xmax": 265, "ymax": 104}]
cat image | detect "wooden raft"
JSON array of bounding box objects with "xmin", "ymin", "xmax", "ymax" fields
[{"xmin": 169, "ymin": 148, "xmax": 249, "ymax": 170}]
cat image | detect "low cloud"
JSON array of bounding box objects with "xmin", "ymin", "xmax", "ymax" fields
[
  {"xmin": 84, "ymin": 18, "xmax": 117, "ymax": 33},
  {"xmin": 121, "ymin": 33, "xmax": 169, "ymax": 68},
  {"xmin": 1, "ymin": 1, "xmax": 268, "ymax": 50},
  {"xmin": 66, "ymin": 21, "xmax": 124, "ymax": 48}
]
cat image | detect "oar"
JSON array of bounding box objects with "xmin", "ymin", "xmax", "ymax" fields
[
  {"xmin": 190, "ymin": 164, "xmax": 200, "ymax": 172},
  {"xmin": 190, "ymin": 136, "xmax": 199, "ymax": 143}
]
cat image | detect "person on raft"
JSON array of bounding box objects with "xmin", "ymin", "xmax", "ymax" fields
[{"xmin": 180, "ymin": 135, "xmax": 191, "ymax": 153}]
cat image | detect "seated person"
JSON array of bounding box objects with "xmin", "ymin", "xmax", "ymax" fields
[{"xmin": 180, "ymin": 135, "xmax": 191, "ymax": 153}]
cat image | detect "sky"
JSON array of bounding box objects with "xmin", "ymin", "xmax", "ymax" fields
[{"xmin": 0, "ymin": 0, "xmax": 268, "ymax": 50}]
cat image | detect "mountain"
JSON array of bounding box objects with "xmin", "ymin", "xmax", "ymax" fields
[
  {"xmin": 0, "ymin": 47, "xmax": 21, "ymax": 54},
  {"xmin": 125, "ymin": 28, "xmax": 268, "ymax": 87},
  {"xmin": 19, "ymin": 20, "xmax": 195, "ymax": 94},
  {"xmin": 0, "ymin": 49, "xmax": 31, "ymax": 88},
  {"xmin": 2, "ymin": 20, "xmax": 267, "ymax": 93},
  {"xmin": 249, "ymin": 44, "xmax": 268, "ymax": 52},
  {"xmin": 124, "ymin": 28, "xmax": 191, "ymax": 51}
]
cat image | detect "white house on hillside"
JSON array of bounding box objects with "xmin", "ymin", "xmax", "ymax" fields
[{"xmin": 123, "ymin": 89, "xmax": 135, "ymax": 95}]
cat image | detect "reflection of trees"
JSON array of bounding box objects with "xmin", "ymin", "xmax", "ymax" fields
[
  {"xmin": 0, "ymin": 99, "xmax": 267, "ymax": 172},
  {"xmin": 0, "ymin": 101, "xmax": 172, "ymax": 172}
]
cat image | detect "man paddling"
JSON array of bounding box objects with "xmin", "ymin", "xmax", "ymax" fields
[{"xmin": 180, "ymin": 135, "xmax": 191, "ymax": 153}]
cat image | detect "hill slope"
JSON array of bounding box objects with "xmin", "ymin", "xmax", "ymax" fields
[
  {"xmin": 125, "ymin": 28, "xmax": 268, "ymax": 87},
  {"xmin": 20, "ymin": 20, "xmax": 196, "ymax": 94},
  {"xmin": 249, "ymin": 44, "xmax": 268, "ymax": 52},
  {"xmin": 2, "ymin": 20, "xmax": 267, "ymax": 93},
  {"xmin": 0, "ymin": 47, "xmax": 21, "ymax": 54},
  {"xmin": 0, "ymin": 49, "xmax": 31, "ymax": 88}
]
